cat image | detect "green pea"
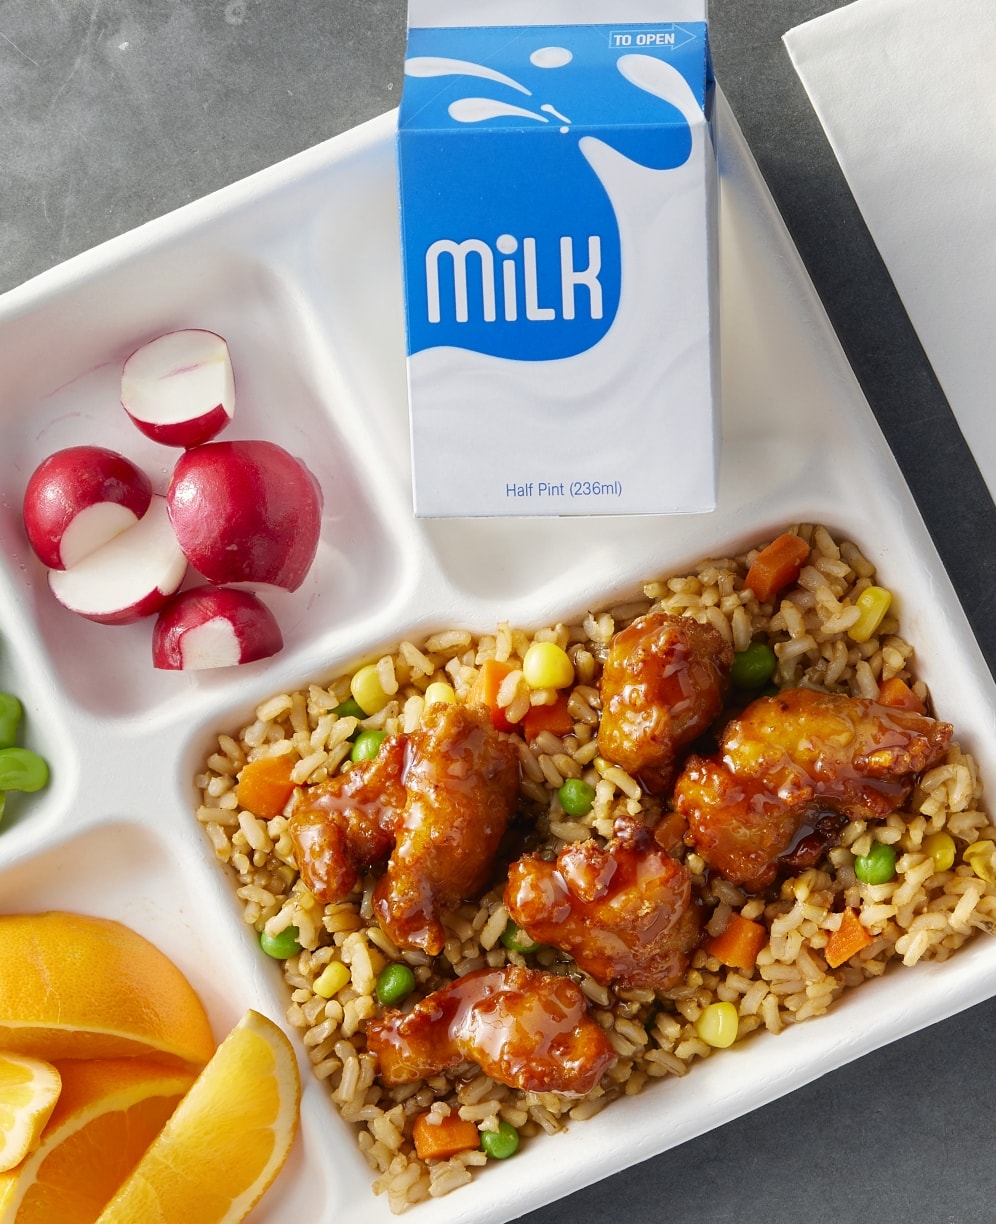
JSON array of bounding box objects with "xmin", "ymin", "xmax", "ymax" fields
[
  {"xmin": 351, "ymin": 729, "xmax": 386, "ymax": 763},
  {"xmin": 334, "ymin": 696, "xmax": 367, "ymax": 720},
  {"xmin": 480, "ymin": 1121, "xmax": 519, "ymax": 1160},
  {"xmin": 259, "ymin": 925, "xmax": 302, "ymax": 959},
  {"xmin": 376, "ymin": 962, "xmax": 417, "ymax": 1006},
  {"xmin": 0, "ymin": 693, "xmax": 22, "ymax": 750},
  {"xmin": 730, "ymin": 642, "xmax": 777, "ymax": 689},
  {"xmin": 0, "ymin": 747, "xmax": 49, "ymax": 793},
  {"xmin": 499, "ymin": 920, "xmax": 540, "ymax": 954},
  {"xmin": 854, "ymin": 841, "xmax": 897, "ymax": 885},
  {"xmin": 558, "ymin": 778, "xmax": 596, "ymax": 818}
]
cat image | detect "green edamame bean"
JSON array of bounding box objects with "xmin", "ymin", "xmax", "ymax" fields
[
  {"xmin": 376, "ymin": 962, "xmax": 417, "ymax": 1006},
  {"xmin": 351, "ymin": 729, "xmax": 386, "ymax": 763},
  {"xmin": 0, "ymin": 747, "xmax": 49, "ymax": 793},
  {"xmin": 259, "ymin": 925, "xmax": 302, "ymax": 959},
  {"xmin": 499, "ymin": 920, "xmax": 540, "ymax": 954},
  {"xmin": 557, "ymin": 778, "xmax": 596, "ymax": 818},
  {"xmin": 480, "ymin": 1121, "xmax": 520, "ymax": 1159},
  {"xmin": 854, "ymin": 841, "xmax": 897, "ymax": 885},
  {"xmin": 334, "ymin": 696, "xmax": 367, "ymax": 720},
  {"xmin": 730, "ymin": 642, "xmax": 777, "ymax": 689},
  {"xmin": 0, "ymin": 693, "xmax": 23, "ymax": 749}
]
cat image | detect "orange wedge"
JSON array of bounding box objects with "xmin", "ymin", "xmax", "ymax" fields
[
  {"xmin": 0, "ymin": 1054, "xmax": 62, "ymax": 1173},
  {"xmin": 0, "ymin": 912, "xmax": 215, "ymax": 1070},
  {"xmin": 0, "ymin": 1058, "xmax": 194, "ymax": 1224},
  {"xmin": 96, "ymin": 1010, "xmax": 301, "ymax": 1224}
]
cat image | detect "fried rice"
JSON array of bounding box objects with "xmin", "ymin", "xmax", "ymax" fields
[{"xmin": 193, "ymin": 523, "xmax": 996, "ymax": 1213}]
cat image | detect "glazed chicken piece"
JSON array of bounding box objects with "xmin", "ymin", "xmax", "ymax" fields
[
  {"xmin": 288, "ymin": 735, "xmax": 407, "ymax": 902},
  {"xmin": 287, "ymin": 702, "xmax": 519, "ymax": 956},
  {"xmin": 598, "ymin": 612, "xmax": 734, "ymax": 795},
  {"xmin": 373, "ymin": 702, "xmax": 520, "ymax": 955},
  {"xmin": 365, "ymin": 964, "xmax": 617, "ymax": 1096},
  {"xmin": 504, "ymin": 815, "xmax": 702, "ymax": 991},
  {"xmin": 674, "ymin": 687, "xmax": 953, "ymax": 892}
]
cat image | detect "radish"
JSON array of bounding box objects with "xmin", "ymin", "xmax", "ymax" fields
[
  {"xmin": 152, "ymin": 585, "xmax": 284, "ymax": 670},
  {"xmin": 166, "ymin": 440, "xmax": 323, "ymax": 591},
  {"xmin": 22, "ymin": 445, "xmax": 153, "ymax": 570},
  {"xmin": 47, "ymin": 495, "xmax": 188, "ymax": 625},
  {"xmin": 121, "ymin": 329, "xmax": 235, "ymax": 448}
]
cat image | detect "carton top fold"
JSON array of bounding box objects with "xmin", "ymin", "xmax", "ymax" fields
[{"xmin": 408, "ymin": 1, "xmax": 708, "ymax": 30}]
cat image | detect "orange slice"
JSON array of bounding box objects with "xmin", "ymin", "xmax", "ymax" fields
[
  {"xmin": 0, "ymin": 912, "xmax": 215, "ymax": 1070},
  {"xmin": 96, "ymin": 1010, "xmax": 301, "ymax": 1224},
  {"xmin": 0, "ymin": 1058, "xmax": 194, "ymax": 1224},
  {"xmin": 0, "ymin": 1054, "xmax": 62, "ymax": 1173}
]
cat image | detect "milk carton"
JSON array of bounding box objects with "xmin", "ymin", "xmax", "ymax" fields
[{"xmin": 396, "ymin": 1, "xmax": 717, "ymax": 518}]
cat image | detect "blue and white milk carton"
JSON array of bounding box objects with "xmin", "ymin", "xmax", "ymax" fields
[{"xmin": 397, "ymin": 0, "xmax": 717, "ymax": 517}]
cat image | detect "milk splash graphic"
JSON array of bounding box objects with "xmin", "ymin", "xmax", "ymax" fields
[{"xmin": 396, "ymin": 10, "xmax": 717, "ymax": 518}]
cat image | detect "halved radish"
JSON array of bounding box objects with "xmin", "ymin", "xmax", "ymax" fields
[
  {"xmin": 166, "ymin": 440, "xmax": 323, "ymax": 591},
  {"xmin": 152, "ymin": 586, "xmax": 284, "ymax": 670},
  {"xmin": 121, "ymin": 329, "xmax": 235, "ymax": 448},
  {"xmin": 47, "ymin": 495, "xmax": 188, "ymax": 625},
  {"xmin": 22, "ymin": 446, "xmax": 152, "ymax": 570}
]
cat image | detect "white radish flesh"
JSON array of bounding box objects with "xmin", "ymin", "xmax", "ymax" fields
[
  {"xmin": 152, "ymin": 586, "xmax": 283, "ymax": 670},
  {"xmin": 121, "ymin": 329, "xmax": 235, "ymax": 448},
  {"xmin": 47, "ymin": 495, "xmax": 188, "ymax": 625},
  {"xmin": 22, "ymin": 445, "xmax": 152, "ymax": 570}
]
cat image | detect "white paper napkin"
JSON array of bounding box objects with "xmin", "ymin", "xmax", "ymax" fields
[{"xmin": 783, "ymin": 0, "xmax": 996, "ymax": 502}]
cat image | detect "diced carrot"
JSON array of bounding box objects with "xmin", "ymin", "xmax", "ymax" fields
[
  {"xmin": 522, "ymin": 692, "xmax": 575, "ymax": 742},
  {"xmin": 653, "ymin": 810, "xmax": 689, "ymax": 856},
  {"xmin": 704, "ymin": 911, "xmax": 768, "ymax": 972},
  {"xmin": 412, "ymin": 1112, "xmax": 481, "ymax": 1161},
  {"xmin": 235, "ymin": 754, "xmax": 298, "ymax": 819},
  {"xmin": 823, "ymin": 906, "xmax": 874, "ymax": 969},
  {"xmin": 471, "ymin": 658, "xmax": 516, "ymax": 732},
  {"xmin": 743, "ymin": 532, "xmax": 811, "ymax": 604},
  {"xmin": 876, "ymin": 675, "xmax": 927, "ymax": 715}
]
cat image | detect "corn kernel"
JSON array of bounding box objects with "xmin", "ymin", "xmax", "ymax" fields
[
  {"xmin": 350, "ymin": 664, "xmax": 391, "ymax": 715},
  {"xmin": 522, "ymin": 641, "xmax": 575, "ymax": 690},
  {"xmin": 313, "ymin": 960, "xmax": 351, "ymax": 999},
  {"xmin": 923, "ymin": 831, "xmax": 956, "ymax": 873},
  {"xmin": 848, "ymin": 586, "xmax": 892, "ymax": 643},
  {"xmin": 964, "ymin": 840, "xmax": 996, "ymax": 884},
  {"xmin": 424, "ymin": 681, "xmax": 457, "ymax": 706},
  {"xmin": 695, "ymin": 1001, "xmax": 739, "ymax": 1048}
]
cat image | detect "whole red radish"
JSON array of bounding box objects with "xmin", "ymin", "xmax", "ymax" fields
[
  {"xmin": 166, "ymin": 439, "xmax": 322, "ymax": 591},
  {"xmin": 22, "ymin": 445, "xmax": 152, "ymax": 570},
  {"xmin": 121, "ymin": 329, "xmax": 235, "ymax": 448},
  {"xmin": 152, "ymin": 585, "xmax": 284, "ymax": 670},
  {"xmin": 47, "ymin": 495, "xmax": 188, "ymax": 625}
]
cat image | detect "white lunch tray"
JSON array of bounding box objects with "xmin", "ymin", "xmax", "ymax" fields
[{"xmin": 1, "ymin": 92, "xmax": 994, "ymax": 1223}]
